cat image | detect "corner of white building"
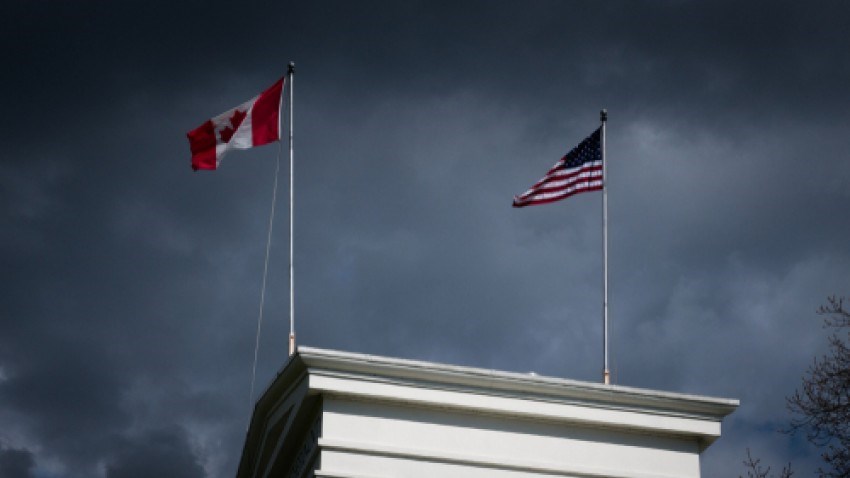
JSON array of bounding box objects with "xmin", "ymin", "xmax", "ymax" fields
[{"xmin": 237, "ymin": 347, "xmax": 738, "ymax": 478}]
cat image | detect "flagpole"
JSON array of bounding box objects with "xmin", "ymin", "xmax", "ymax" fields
[
  {"xmin": 288, "ymin": 61, "xmax": 296, "ymax": 357},
  {"xmin": 601, "ymin": 109, "xmax": 610, "ymax": 385}
]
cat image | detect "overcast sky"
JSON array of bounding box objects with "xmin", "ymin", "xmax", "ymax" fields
[{"xmin": 3, "ymin": 0, "xmax": 850, "ymax": 476}]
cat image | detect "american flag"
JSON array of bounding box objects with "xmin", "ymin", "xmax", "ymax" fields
[{"xmin": 513, "ymin": 127, "xmax": 603, "ymax": 207}]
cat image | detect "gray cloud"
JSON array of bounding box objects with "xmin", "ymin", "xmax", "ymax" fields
[
  {"xmin": 105, "ymin": 427, "xmax": 205, "ymax": 478},
  {"xmin": 0, "ymin": 445, "xmax": 35, "ymax": 478},
  {"xmin": 2, "ymin": 0, "xmax": 850, "ymax": 476}
]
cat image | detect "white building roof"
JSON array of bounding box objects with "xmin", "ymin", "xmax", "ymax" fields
[{"xmin": 238, "ymin": 346, "xmax": 738, "ymax": 478}]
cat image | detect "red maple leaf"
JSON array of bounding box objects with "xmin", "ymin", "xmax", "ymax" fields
[{"xmin": 218, "ymin": 109, "xmax": 248, "ymax": 143}]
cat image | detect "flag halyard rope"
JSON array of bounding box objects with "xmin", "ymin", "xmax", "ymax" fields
[{"xmin": 247, "ymin": 82, "xmax": 288, "ymax": 425}]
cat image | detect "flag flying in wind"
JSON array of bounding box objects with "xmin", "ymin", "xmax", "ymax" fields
[
  {"xmin": 187, "ymin": 78, "xmax": 285, "ymax": 171},
  {"xmin": 512, "ymin": 127, "xmax": 603, "ymax": 207}
]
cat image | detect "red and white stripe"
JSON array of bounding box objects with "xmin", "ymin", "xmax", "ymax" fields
[{"xmin": 512, "ymin": 160, "xmax": 603, "ymax": 207}]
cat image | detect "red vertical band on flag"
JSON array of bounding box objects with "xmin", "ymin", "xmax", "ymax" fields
[
  {"xmin": 188, "ymin": 120, "xmax": 217, "ymax": 171},
  {"xmin": 251, "ymin": 78, "xmax": 284, "ymax": 146}
]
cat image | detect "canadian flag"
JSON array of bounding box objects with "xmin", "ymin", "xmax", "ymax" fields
[{"xmin": 187, "ymin": 78, "xmax": 285, "ymax": 171}]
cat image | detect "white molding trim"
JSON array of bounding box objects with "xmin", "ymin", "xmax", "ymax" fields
[
  {"xmin": 308, "ymin": 369, "xmax": 722, "ymax": 446},
  {"xmin": 297, "ymin": 347, "xmax": 738, "ymax": 416},
  {"xmin": 318, "ymin": 437, "xmax": 683, "ymax": 478},
  {"xmin": 314, "ymin": 471, "xmax": 379, "ymax": 478}
]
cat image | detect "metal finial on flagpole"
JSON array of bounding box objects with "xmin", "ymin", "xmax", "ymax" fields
[
  {"xmin": 601, "ymin": 108, "xmax": 610, "ymax": 385},
  {"xmin": 288, "ymin": 61, "xmax": 296, "ymax": 357}
]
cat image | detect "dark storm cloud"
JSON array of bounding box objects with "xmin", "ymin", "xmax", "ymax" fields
[
  {"xmin": 105, "ymin": 427, "xmax": 205, "ymax": 478},
  {"xmin": 2, "ymin": 0, "xmax": 850, "ymax": 477},
  {"xmin": 0, "ymin": 444, "xmax": 35, "ymax": 478}
]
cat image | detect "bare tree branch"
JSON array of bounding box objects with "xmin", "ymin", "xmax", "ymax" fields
[
  {"xmin": 785, "ymin": 296, "xmax": 850, "ymax": 477},
  {"xmin": 740, "ymin": 448, "xmax": 793, "ymax": 478}
]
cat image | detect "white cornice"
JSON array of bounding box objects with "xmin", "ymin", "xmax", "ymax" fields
[
  {"xmin": 297, "ymin": 346, "xmax": 738, "ymax": 416},
  {"xmin": 296, "ymin": 346, "xmax": 737, "ymax": 449},
  {"xmin": 240, "ymin": 346, "xmax": 739, "ymax": 477}
]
